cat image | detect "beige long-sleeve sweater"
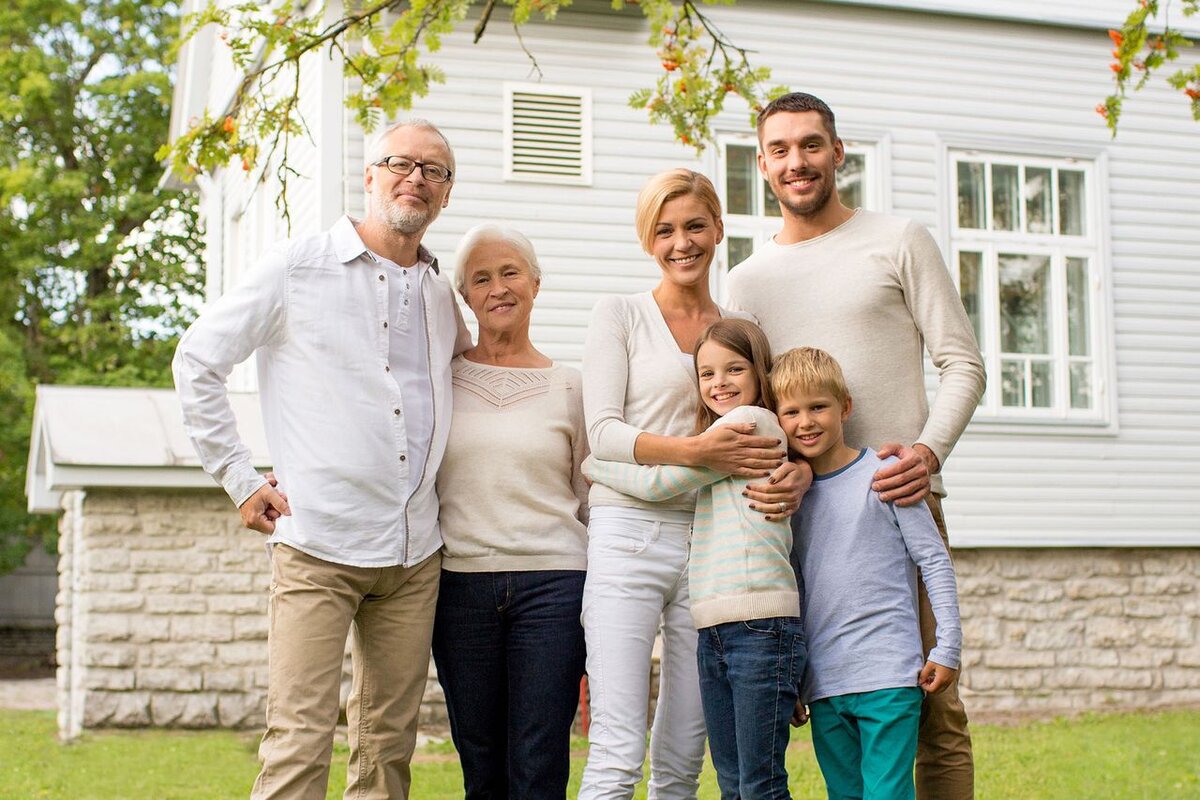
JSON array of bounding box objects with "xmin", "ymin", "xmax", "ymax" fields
[
  {"xmin": 436, "ymin": 356, "xmax": 589, "ymax": 572},
  {"xmin": 725, "ymin": 210, "xmax": 985, "ymax": 495}
]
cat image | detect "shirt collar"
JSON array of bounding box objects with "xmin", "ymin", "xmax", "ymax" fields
[{"xmin": 331, "ymin": 215, "xmax": 440, "ymax": 274}]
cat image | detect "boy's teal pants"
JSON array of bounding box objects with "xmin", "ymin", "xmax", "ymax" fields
[{"xmin": 809, "ymin": 687, "xmax": 923, "ymax": 800}]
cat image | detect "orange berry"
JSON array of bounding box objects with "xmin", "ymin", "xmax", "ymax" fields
[
  {"xmin": 222, "ymin": 116, "xmax": 236, "ymax": 133},
  {"xmin": 241, "ymin": 157, "xmax": 251, "ymax": 172},
  {"xmin": 1108, "ymin": 29, "xmax": 1123, "ymax": 46},
  {"xmin": 1185, "ymin": 88, "xmax": 1200, "ymax": 100},
  {"xmin": 1110, "ymin": 63, "xmax": 1122, "ymax": 73},
  {"xmin": 662, "ymin": 61, "xmax": 678, "ymax": 71},
  {"xmin": 1095, "ymin": 103, "xmax": 1108, "ymax": 116}
]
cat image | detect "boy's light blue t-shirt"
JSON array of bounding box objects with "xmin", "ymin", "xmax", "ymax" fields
[{"xmin": 791, "ymin": 448, "xmax": 961, "ymax": 704}]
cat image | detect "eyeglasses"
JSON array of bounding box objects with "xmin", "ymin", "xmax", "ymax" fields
[{"xmin": 372, "ymin": 156, "xmax": 453, "ymax": 184}]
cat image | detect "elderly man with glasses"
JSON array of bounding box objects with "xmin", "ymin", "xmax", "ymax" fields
[{"xmin": 173, "ymin": 119, "xmax": 471, "ymax": 800}]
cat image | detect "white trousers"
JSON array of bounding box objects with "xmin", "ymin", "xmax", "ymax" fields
[{"xmin": 578, "ymin": 507, "xmax": 707, "ymax": 800}]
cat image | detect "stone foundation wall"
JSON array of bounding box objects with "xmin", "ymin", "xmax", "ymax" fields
[
  {"xmin": 955, "ymin": 548, "xmax": 1200, "ymax": 713},
  {"xmin": 55, "ymin": 488, "xmax": 1199, "ymax": 738}
]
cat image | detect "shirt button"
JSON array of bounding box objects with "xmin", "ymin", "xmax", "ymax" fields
[
  {"xmin": 403, "ymin": 299, "xmax": 409, "ymax": 306},
  {"xmin": 383, "ymin": 321, "xmax": 388, "ymax": 328},
  {"xmin": 399, "ymin": 454, "xmax": 407, "ymax": 462},
  {"xmin": 393, "ymin": 408, "xmax": 401, "ymax": 415},
  {"xmin": 384, "ymin": 366, "xmax": 390, "ymax": 372},
  {"xmin": 378, "ymin": 274, "xmax": 385, "ymax": 281}
]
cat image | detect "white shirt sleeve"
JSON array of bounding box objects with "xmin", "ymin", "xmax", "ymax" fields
[{"xmin": 172, "ymin": 247, "xmax": 288, "ymax": 507}]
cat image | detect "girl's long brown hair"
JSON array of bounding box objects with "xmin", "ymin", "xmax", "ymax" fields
[{"xmin": 692, "ymin": 318, "xmax": 776, "ymax": 434}]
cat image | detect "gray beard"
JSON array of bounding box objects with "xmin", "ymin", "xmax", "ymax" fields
[{"xmin": 374, "ymin": 195, "xmax": 429, "ymax": 234}]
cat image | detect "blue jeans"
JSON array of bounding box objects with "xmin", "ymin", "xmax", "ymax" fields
[
  {"xmin": 431, "ymin": 569, "xmax": 586, "ymax": 800},
  {"xmin": 697, "ymin": 616, "xmax": 806, "ymax": 800}
]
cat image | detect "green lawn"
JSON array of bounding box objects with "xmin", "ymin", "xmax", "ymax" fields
[{"xmin": 1, "ymin": 708, "xmax": 1197, "ymax": 799}]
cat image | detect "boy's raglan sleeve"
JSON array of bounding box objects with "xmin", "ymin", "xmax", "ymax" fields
[{"xmin": 895, "ymin": 500, "xmax": 962, "ymax": 670}]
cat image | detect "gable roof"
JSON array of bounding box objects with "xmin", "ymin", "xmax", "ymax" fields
[{"xmin": 25, "ymin": 385, "xmax": 269, "ymax": 513}]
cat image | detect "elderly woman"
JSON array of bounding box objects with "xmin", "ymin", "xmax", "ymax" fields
[
  {"xmin": 579, "ymin": 169, "xmax": 808, "ymax": 799},
  {"xmin": 432, "ymin": 223, "xmax": 589, "ymax": 799}
]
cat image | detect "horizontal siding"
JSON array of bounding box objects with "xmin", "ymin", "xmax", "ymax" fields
[{"xmin": 196, "ymin": 1, "xmax": 1198, "ymax": 548}]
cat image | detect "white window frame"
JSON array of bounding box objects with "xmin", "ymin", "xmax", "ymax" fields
[
  {"xmin": 502, "ymin": 82, "xmax": 593, "ymax": 186},
  {"xmin": 946, "ymin": 147, "xmax": 1116, "ymax": 432},
  {"xmin": 711, "ymin": 130, "xmax": 886, "ymax": 300}
]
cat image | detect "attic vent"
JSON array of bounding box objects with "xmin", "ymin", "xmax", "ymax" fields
[{"xmin": 504, "ymin": 84, "xmax": 592, "ymax": 185}]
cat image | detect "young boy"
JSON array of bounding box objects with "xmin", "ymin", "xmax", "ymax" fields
[{"xmin": 771, "ymin": 347, "xmax": 962, "ymax": 800}]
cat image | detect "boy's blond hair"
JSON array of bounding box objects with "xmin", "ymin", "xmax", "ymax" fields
[{"xmin": 770, "ymin": 347, "xmax": 851, "ymax": 405}]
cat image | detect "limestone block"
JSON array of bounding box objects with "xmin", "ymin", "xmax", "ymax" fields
[
  {"xmin": 1117, "ymin": 649, "xmax": 1174, "ymax": 669},
  {"xmin": 1140, "ymin": 618, "xmax": 1194, "ymax": 648},
  {"xmin": 217, "ymin": 641, "xmax": 267, "ymax": 667},
  {"xmin": 1064, "ymin": 578, "xmax": 1129, "ymax": 600},
  {"xmin": 959, "ymin": 577, "xmax": 1003, "ymax": 597},
  {"xmin": 1025, "ymin": 621, "xmax": 1084, "ymax": 651},
  {"xmin": 131, "ymin": 551, "xmax": 216, "ymax": 574},
  {"xmin": 218, "ymin": 691, "xmax": 266, "ymax": 728},
  {"xmin": 193, "ymin": 573, "xmax": 256, "ymax": 594},
  {"xmin": 1005, "ymin": 581, "xmax": 1064, "ymax": 603},
  {"xmin": 1140, "ymin": 555, "xmax": 1191, "ymax": 575},
  {"xmin": 170, "ymin": 615, "xmax": 235, "ymax": 643},
  {"xmin": 86, "ymin": 616, "xmax": 131, "ymax": 643},
  {"xmin": 176, "ymin": 693, "xmax": 220, "ymax": 728},
  {"xmin": 81, "ymin": 691, "xmax": 119, "ymax": 727},
  {"xmin": 1021, "ymin": 555, "xmax": 1081, "ymax": 581},
  {"xmin": 150, "ymin": 642, "xmax": 217, "ymax": 668},
  {"xmin": 145, "ymin": 594, "xmax": 207, "ymax": 615},
  {"xmin": 203, "ymin": 669, "xmax": 251, "ymax": 693},
  {"xmin": 983, "ymin": 650, "xmax": 1056, "ymax": 669},
  {"xmin": 138, "ymin": 573, "xmax": 194, "ymax": 594},
  {"xmin": 207, "ymin": 594, "xmax": 265, "ymax": 615},
  {"xmin": 963, "ymin": 669, "xmax": 1044, "ymax": 691},
  {"xmin": 129, "ymin": 616, "xmax": 172, "ymax": 643},
  {"xmin": 85, "ymin": 549, "xmax": 131, "ymax": 573},
  {"xmin": 85, "ymin": 592, "xmax": 145, "ymax": 613},
  {"xmin": 136, "ymin": 491, "xmax": 231, "ymax": 514},
  {"xmin": 1177, "ymin": 647, "xmax": 1200, "ymax": 668},
  {"xmin": 78, "ymin": 573, "xmax": 137, "ymax": 592},
  {"xmin": 219, "ymin": 550, "xmax": 268, "ymax": 573},
  {"xmin": 233, "ymin": 616, "xmax": 269, "ymax": 641},
  {"xmin": 83, "ymin": 515, "xmax": 141, "ymax": 537},
  {"xmin": 85, "ymin": 645, "xmax": 136, "ymax": 668},
  {"xmin": 138, "ymin": 668, "xmax": 203, "ymax": 692},
  {"xmin": 960, "ymin": 650, "xmax": 983, "ymax": 668},
  {"xmin": 1122, "ymin": 598, "xmax": 1176, "ymax": 619},
  {"xmin": 252, "ymin": 667, "xmax": 270, "ymax": 689},
  {"xmin": 1054, "ymin": 648, "xmax": 1119, "ymax": 668},
  {"xmin": 87, "ymin": 668, "xmax": 136, "ymax": 691},
  {"xmin": 1084, "ymin": 617, "xmax": 1139, "ymax": 648},
  {"xmin": 150, "ymin": 693, "xmax": 188, "ymax": 726},
  {"xmin": 993, "ymin": 600, "xmax": 1069, "ymax": 622},
  {"xmin": 110, "ymin": 692, "xmax": 153, "ymax": 727},
  {"xmin": 85, "ymin": 493, "xmax": 139, "ymax": 515},
  {"xmin": 1132, "ymin": 576, "xmax": 1194, "ymax": 596},
  {"xmin": 961, "ymin": 616, "xmax": 1002, "ymax": 648},
  {"xmin": 1054, "ymin": 668, "xmax": 1156, "ymax": 690}
]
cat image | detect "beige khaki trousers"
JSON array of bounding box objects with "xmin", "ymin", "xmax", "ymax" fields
[
  {"xmin": 915, "ymin": 495, "xmax": 975, "ymax": 800},
  {"xmin": 251, "ymin": 544, "xmax": 441, "ymax": 800}
]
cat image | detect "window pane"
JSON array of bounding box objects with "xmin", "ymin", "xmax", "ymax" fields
[
  {"xmin": 727, "ymin": 237, "xmax": 755, "ymax": 270},
  {"xmin": 1066, "ymin": 257, "xmax": 1090, "ymax": 356},
  {"xmin": 1001, "ymin": 359, "xmax": 1026, "ymax": 407},
  {"xmin": 956, "ymin": 161, "xmax": 985, "ymax": 229},
  {"xmin": 1031, "ymin": 361, "xmax": 1053, "ymax": 408},
  {"xmin": 1059, "ymin": 169, "xmax": 1086, "ymax": 235},
  {"xmin": 763, "ymin": 179, "xmax": 781, "ymax": 217},
  {"xmin": 958, "ymin": 251, "xmax": 983, "ymax": 346},
  {"xmin": 726, "ymin": 145, "xmax": 757, "ymax": 216},
  {"xmin": 992, "ymin": 164, "xmax": 1019, "ymax": 231},
  {"xmin": 999, "ymin": 254, "xmax": 1051, "ymax": 354},
  {"xmin": 1070, "ymin": 362, "xmax": 1092, "ymax": 409},
  {"xmin": 839, "ymin": 153, "xmax": 865, "ymax": 210},
  {"xmin": 1025, "ymin": 167, "xmax": 1053, "ymax": 234}
]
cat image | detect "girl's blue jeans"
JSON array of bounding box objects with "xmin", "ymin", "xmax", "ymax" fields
[{"xmin": 697, "ymin": 616, "xmax": 806, "ymax": 800}]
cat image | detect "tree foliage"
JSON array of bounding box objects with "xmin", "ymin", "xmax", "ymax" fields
[
  {"xmin": 1100, "ymin": 0, "xmax": 1199, "ymax": 132},
  {"xmin": 0, "ymin": 0, "xmax": 205, "ymax": 571},
  {"xmin": 161, "ymin": 0, "xmax": 786, "ymax": 211}
]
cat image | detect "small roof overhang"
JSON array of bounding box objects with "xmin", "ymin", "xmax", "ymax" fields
[{"xmin": 25, "ymin": 385, "xmax": 270, "ymax": 513}]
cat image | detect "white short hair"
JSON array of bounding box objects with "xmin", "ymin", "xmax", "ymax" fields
[
  {"xmin": 454, "ymin": 224, "xmax": 542, "ymax": 297},
  {"xmin": 366, "ymin": 119, "xmax": 455, "ymax": 173}
]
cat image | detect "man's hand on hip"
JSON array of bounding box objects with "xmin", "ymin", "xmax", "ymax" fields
[
  {"xmin": 239, "ymin": 480, "xmax": 291, "ymax": 534},
  {"xmin": 872, "ymin": 443, "xmax": 938, "ymax": 507}
]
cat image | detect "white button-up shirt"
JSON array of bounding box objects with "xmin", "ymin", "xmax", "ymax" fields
[{"xmin": 173, "ymin": 215, "xmax": 471, "ymax": 567}]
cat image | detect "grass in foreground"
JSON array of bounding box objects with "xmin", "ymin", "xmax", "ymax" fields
[{"xmin": 0, "ymin": 708, "xmax": 1197, "ymax": 798}]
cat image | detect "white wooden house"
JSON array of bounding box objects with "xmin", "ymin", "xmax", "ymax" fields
[{"xmin": 28, "ymin": 0, "xmax": 1200, "ymax": 735}]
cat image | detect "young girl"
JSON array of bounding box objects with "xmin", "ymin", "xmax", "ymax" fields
[{"xmin": 584, "ymin": 318, "xmax": 805, "ymax": 800}]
